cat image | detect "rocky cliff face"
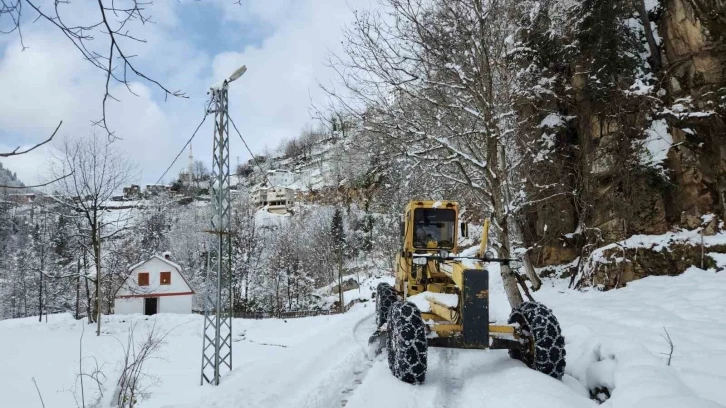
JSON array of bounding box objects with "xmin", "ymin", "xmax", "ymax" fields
[{"xmin": 523, "ymin": 0, "xmax": 725, "ymax": 288}]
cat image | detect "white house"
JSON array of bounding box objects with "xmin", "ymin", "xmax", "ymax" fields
[
  {"xmin": 250, "ymin": 184, "xmax": 297, "ymax": 214},
  {"xmin": 114, "ymin": 254, "xmax": 194, "ymax": 315}
]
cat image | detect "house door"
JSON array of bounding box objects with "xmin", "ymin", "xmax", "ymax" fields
[{"xmin": 144, "ymin": 297, "xmax": 158, "ymax": 315}]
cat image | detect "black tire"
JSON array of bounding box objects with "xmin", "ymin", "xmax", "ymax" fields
[
  {"xmin": 387, "ymin": 301, "xmax": 428, "ymax": 384},
  {"xmin": 375, "ymin": 283, "xmax": 397, "ymax": 328},
  {"xmin": 508, "ymin": 301, "xmax": 566, "ymax": 380}
]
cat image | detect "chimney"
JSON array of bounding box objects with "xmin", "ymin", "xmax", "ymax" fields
[{"xmin": 163, "ymin": 251, "xmax": 171, "ymax": 260}]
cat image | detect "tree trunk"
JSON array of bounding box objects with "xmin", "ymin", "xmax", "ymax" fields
[
  {"xmin": 496, "ymin": 231, "xmax": 524, "ymax": 309},
  {"xmin": 75, "ymin": 259, "xmax": 81, "ymax": 320},
  {"xmin": 338, "ymin": 250, "xmax": 344, "ymax": 313},
  {"xmin": 636, "ymin": 0, "xmax": 662, "ymax": 73},
  {"xmin": 521, "ymin": 253, "xmax": 542, "ymax": 291},
  {"xmin": 38, "ymin": 265, "xmax": 43, "ymax": 323},
  {"xmin": 95, "ymin": 231, "xmax": 102, "ymax": 336},
  {"xmin": 85, "ymin": 276, "xmax": 93, "ymax": 324},
  {"xmin": 510, "ymin": 219, "xmax": 542, "ymax": 291}
]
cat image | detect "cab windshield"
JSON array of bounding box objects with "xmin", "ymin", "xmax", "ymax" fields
[{"xmin": 413, "ymin": 208, "xmax": 455, "ymax": 249}]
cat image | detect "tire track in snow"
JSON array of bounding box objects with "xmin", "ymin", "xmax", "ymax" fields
[
  {"xmin": 433, "ymin": 348, "xmax": 463, "ymax": 408},
  {"xmin": 339, "ymin": 313, "xmax": 379, "ymax": 407}
]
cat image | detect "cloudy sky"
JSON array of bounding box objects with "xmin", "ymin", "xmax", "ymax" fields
[{"xmin": 0, "ymin": 0, "xmax": 372, "ymax": 187}]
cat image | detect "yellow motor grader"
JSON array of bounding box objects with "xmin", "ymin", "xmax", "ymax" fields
[{"xmin": 370, "ymin": 200, "xmax": 566, "ymax": 384}]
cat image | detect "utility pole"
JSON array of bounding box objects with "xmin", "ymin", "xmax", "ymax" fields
[
  {"xmin": 189, "ymin": 143, "xmax": 194, "ymax": 191},
  {"xmin": 201, "ymin": 65, "xmax": 247, "ymax": 386}
]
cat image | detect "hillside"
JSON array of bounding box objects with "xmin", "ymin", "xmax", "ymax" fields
[{"xmin": 0, "ymin": 162, "xmax": 24, "ymax": 189}]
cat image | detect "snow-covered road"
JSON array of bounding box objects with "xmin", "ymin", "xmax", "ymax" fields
[{"xmin": 2, "ymin": 268, "xmax": 726, "ymax": 407}]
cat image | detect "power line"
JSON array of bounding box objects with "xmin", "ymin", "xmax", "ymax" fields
[
  {"xmin": 155, "ymin": 112, "xmax": 209, "ymax": 186},
  {"xmin": 228, "ymin": 114, "xmax": 277, "ymax": 190}
]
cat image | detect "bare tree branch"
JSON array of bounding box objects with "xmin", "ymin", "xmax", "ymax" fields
[
  {"xmin": 0, "ymin": 121, "xmax": 62, "ymax": 157},
  {"xmin": 13, "ymin": 1, "xmax": 188, "ymax": 140},
  {"xmin": 0, "ymin": 170, "xmax": 73, "ymax": 189}
]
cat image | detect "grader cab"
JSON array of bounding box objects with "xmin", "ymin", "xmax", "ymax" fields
[{"xmin": 371, "ymin": 200, "xmax": 566, "ymax": 384}]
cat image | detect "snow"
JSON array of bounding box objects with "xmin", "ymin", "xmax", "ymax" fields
[
  {"xmin": 127, "ymin": 254, "xmax": 183, "ymax": 272},
  {"xmin": 641, "ymin": 119, "xmax": 673, "ymax": 168},
  {"xmin": 407, "ymin": 291, "xmax": 459, "ymax": 312},
  {"xmin": 589, "ymin": 228, "xmax": 726, "ymax": 265},
  {"xmin": 2, "ymin": 265, "xmax": 726, "ymax": 407},
  {"xmin": 539, "ymin": 113, "xmax": 565, "ymax": 128},
  {"xmin": 707, "ymin": 252, "xmax": 726, "ymax": 269},
  {"xmin": 253, "ymin": 207, "xmax": 289, "ymax": 227},
  {"xmin": 537, "ymin": 267, "xmax": 726, "ymax": 407},
  {"xmin": 645, "ymin": 0, "xmax": 661, "ymax": 12}
]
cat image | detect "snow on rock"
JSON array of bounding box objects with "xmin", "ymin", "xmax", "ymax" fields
[
  {"xmin": 645, "ymin": 0, "xmax": 661, "ymax": 12},
  {"xmin": 588, "ymin": 228, "xmax": 726, "ymax": 265},
  {"xmin": 640, "ymin": 119, "xmax": 673, "ymax": 169},
  {"xmin": 707, "ymin": 252, "xmax": 726, "ymax": 270}
]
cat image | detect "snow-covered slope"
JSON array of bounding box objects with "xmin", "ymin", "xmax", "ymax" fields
[{"xmin": 1, "ymin": 268, "xmax": 725, "ymax": 407}]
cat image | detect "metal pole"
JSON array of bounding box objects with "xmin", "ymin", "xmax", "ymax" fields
[{"xmin": 201, "ymin": 82, "xmax": 234, "ymax": 386}]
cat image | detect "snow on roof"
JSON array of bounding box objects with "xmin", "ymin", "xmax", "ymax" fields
[{"xmin": 128, "ymin": 254, "xmax": 182, "ymax": 272}]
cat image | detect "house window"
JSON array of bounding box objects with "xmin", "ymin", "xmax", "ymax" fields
[
  {"xmin": 138, "ymin": 272, "xmax": 149, "ymax": 286},
  {"xmin": 160, "ymin": 271, "xmax": 171, "ymax": 285}
]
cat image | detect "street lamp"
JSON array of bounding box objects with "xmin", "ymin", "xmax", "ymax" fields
[
  {"xmin": 228, "ymin": 65, "xmax": 247, "ymax": 83},
  {"xmin": 201, "ymin": 63, "xmax": 246, "ymax": 386}
]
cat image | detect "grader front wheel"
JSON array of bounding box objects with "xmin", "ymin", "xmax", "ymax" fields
[
  {"xmin": 387, "ymin": 301, "xmax": 428, "ymax": 384},
  {"xmin": 508, "ymin": 301, "xmax": 566, "ymax": 379},
  {"xmin": 375, "ymin": 282, "xmax": 397, "ymax": 327}
]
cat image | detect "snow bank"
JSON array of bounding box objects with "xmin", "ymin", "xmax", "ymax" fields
[
  {"xmin": 3, "ymin": 256, "xmax": 726, "ymax": 408},
  {"xmin": 538, "ymin": 267, "xmax": 726, "ymax": 407}
]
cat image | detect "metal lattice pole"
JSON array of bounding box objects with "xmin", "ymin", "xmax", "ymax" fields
[{"xmin": 201, "ymin": 83, "xmax": 233, "ymax": 385}]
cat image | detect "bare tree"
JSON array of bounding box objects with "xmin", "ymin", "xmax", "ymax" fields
[
  {"xmin": 114, "ymin": 321, "xmax": 170, "ymax": 408},
  {"xmin": 191, "ymin": 160, "xmax": 210, "ymax": 190},
  {"xmin": 324, "ymin": 0, "xmax": 537, "ymax": 307},
  {"xmin": 50, "ymin": 133, "xmax": 136, "ymax": 335}
]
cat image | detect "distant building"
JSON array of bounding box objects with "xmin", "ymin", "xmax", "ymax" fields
[
  {"xmin": 145, "ymin": 184, "xmax": 170, "ymax": 196},
  {"xmin": 250, "ymin": 185, "xmax": 296, "ymax": 214},
  {"xmin": 7, "ymin": 193, "xmax": 35, "ymax": 204},
  {"xmin": 123, "ymin": 184, "xmax": 141, "ymax": 199}
]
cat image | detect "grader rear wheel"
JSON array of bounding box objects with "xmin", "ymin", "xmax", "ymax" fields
[
  {"xmin": 387, "ymin": 301, "xmax": 428, "ymax": 384},
  {"xmin": 508, "ymin": 301, "xmax": 566, "ymax": 379}
]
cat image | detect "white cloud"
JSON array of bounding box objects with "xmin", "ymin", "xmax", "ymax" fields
[{"xmin": 0, "ymin": 0, "xmax": 375, "ymax": 187}]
